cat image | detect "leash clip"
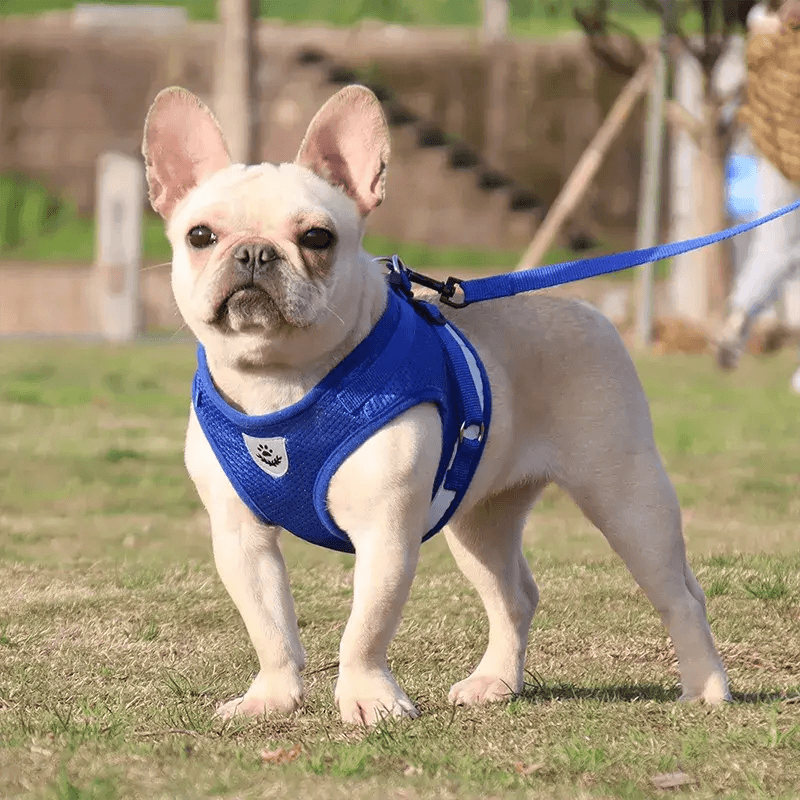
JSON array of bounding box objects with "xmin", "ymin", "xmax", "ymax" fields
[
  {"xmin": 439, "ymin": 277, "xmax": 467, "ymax": 308},
  {"xmin": 378, "ymin": 254, "xmax": 467, "ymax": 309}
]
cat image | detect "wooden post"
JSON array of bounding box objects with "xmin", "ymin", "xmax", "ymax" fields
[
  {"xmin": 214, "ymin": 0, "xmax": 259, "ymax": 165},
  {"xmin": 482, "ymin": 0, "xmax": 509, "ymax": 171},
  {"xmin": 95, "ymin": 153, "xmax": 143, "ymax": 342},
  {"xmin": 634, "ymin": 7, "xmax": 670, "ymax": 349},
  {"xmin": 516, "ymin": 54, "xmax": 655, "ymax": 273}
]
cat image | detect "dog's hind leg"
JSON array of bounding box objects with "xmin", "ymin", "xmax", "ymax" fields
[
  {"xmin": 559, "ymin": 447, "xmax": 730, "ymax": 704},
  {"xmin": 445, "ymin": 482, "xmax": 543, "ymax": 705}
]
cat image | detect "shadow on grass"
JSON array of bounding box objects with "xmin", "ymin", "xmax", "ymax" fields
[
  {"xmin": 730, "ymin": 690, "xmax": 799, "ymax": 704},
  {"xmin": 518, "ymin": 681, "xmax": 677, "ymax": 703},
  {"xmin": 514, "ymin": 679, "xmax": 795, "ymax": 705}
]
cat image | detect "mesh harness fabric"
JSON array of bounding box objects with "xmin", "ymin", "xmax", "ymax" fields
[{"xmin": 192, "ymin": 277, "xmax": 492, "ymax": 554}]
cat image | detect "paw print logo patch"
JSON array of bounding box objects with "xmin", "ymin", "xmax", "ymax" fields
[{"xmin": 242, "ymin": 434, "xmax": 289, "ymax": 478}]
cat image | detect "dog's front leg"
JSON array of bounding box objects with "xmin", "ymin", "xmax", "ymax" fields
[
  {"xmin": 329, "ymin": 406, "xmax": 441, "ymax": 725},
  {"xmin": 210, "ymin": 518, "xmax": 305, "ymax": 719},
  {"xmin": 335, "ymin": 528, "xmax": 422, "ymax": 725},
  {"xmin": 186, "ymin": 413, "xmax": 305, "ymax": 719}
]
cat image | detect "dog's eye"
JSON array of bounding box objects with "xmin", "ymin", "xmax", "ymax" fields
[
  {"xmin": 187, "ymin": 225, "xmax": 217, "ymax": 249},
  {"xmin": 299, "ymin": 228, "xmax": 334, "ymax": 250}
]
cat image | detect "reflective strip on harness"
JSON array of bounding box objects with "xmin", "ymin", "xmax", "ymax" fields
[{"xmin": 428, "ymin": 322, "xmax": 487, "ymax": 529}]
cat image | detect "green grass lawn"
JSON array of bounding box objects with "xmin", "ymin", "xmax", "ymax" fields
[
  {"xmin": 1, "ymin": 339, "xmax": 799, "ymax": 800},
  {"xmin": 1, "ymin": 0, "xmax": 684, "ymax": 37},
  {"xmin": 1, "ymin": 208, "xmax": 536, "ymax": 271}
]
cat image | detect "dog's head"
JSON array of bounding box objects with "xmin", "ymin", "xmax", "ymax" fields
[{"xmin": 142, "ymin": 85, "xmax": 390, "ymax": 365}]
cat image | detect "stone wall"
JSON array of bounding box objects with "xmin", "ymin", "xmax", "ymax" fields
[{"xmin": 0, "ymin": 14, "xmax": 647, "ymax": 252}]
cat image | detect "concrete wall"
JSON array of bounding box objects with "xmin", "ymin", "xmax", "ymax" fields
[{"xmin": 0, "ymin": 263, "xmax": 177, "ymax": 336}]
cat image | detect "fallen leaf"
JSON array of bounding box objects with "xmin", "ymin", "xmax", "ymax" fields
[
  {"xmin": 651, "ymin": 771, "xmax": 694, "ymax": 790},
  {"xmin": 513, "ymin": 761, "xmax": 544, "ymax": 776},
  {"xmin": 261, "ymin": 743, "xmax": 301, "ymax": 765}
]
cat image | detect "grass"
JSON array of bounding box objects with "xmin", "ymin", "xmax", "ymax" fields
[
  {"xmin": 1, "ymin": 171, "xmax": 536, "ymax": 269},
  {"xmin": 0, "ymin": 0, "xmax": 695, "ymax": 37},
  {"xmin": 1, "ymin": 338, "xmax": 799, "ymax": 799}
]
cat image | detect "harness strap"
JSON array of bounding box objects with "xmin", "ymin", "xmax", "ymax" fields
[
  {"xmin": 379, "ymin": 258, "xmax": 491, "ymax": 531},
  {"xmin": 425, "ymin": 317, "xmax": 490, "ymax": 531},
  {"xmin": 434, "ymin": 323, "xmax": 485, "ymax": 491}
]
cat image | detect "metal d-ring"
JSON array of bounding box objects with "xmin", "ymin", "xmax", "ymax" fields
[{"xmin": 459, "ymin": 421, "xmax": 485, "ymax": 443}]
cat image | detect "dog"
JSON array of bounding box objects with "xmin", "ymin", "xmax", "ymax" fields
[{"xmin": 142, "ymin": 84, "xmax": 730, "ymax": 725}]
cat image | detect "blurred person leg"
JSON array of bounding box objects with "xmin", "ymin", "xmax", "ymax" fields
[
  {"xmin": 791, "ymin": 360, "xmax": 800, "ymax": 393},
  {"xmin": 717, "ymin": 155, "xmax": 800, "ymax": 370}
]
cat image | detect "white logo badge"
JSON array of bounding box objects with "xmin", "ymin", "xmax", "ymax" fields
[{"xmin": 243, "ymin": 434, "xmax": 288, "ymax": 478}]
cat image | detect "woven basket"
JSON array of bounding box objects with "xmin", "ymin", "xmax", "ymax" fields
[{"xmin": 740, "ymin": 27, "xmax": 800, "ymax": 183}]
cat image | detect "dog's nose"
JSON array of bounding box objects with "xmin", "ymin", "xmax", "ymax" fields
[{"xmin": 233, "ymin": 242, "xmax": 279, "ymax": 270}]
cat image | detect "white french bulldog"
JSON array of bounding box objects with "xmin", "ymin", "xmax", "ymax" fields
[{"xmin": 142, "ymin": 85, "xmax": 730, "ymax": 725}]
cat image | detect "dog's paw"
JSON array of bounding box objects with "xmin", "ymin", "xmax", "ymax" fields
[
  {"xmin": 679, "ymin": 672, "xmax": 732, "ymax": 706},
  {"xmin": 335, "ymin": 670, "xmax": 419, "ymax": 725},
  {"xmin": 448, "ymin": 673, "xmax": 519, "ymax": 706},
  {"xmin": 216, "ymin": 672, "xmax": 303, "ymax": 719}
]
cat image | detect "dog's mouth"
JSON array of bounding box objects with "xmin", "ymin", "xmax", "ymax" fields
[{"xmin": 211, "ymin": 283, "xmax": 285, "ymax": 330}]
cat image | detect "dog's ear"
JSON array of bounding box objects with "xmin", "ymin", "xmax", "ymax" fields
[
  {"xmin": 142, "ymin": 87, "xmax": 231, "ymax": 220},
  {"xmin": 295, "ymin": 85, "xmax": 390, "ymax": 216}
]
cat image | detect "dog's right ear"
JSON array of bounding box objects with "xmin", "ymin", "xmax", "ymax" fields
[{"xmin": 142, "ymin": 87, "xmax": 231, "ymax": 220}]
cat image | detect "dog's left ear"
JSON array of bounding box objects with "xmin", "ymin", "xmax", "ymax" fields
[{"xmin": 295, "ymin": 85, "xmax": 390, "ymax": 216}]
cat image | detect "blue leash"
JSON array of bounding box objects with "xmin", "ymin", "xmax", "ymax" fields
[{"xmin": 387, "ymin": 198, "xmax": 800, "ymax": 308}]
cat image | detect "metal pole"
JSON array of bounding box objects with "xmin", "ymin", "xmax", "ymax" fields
[{"xmin": 634, "ymin": 1, "xmax": 670, "ymax": 349}]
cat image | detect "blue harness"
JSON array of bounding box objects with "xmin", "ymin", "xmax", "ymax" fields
[
  {"xmin": 192, "ymin": 197, "xmax": 800, "ymax": 554},
  {"xmin": 192, "ymin": 260, "xmax": 491, "ymax": 554}
]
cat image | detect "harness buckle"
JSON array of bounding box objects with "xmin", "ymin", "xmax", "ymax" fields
[{"xmin": 459, "ymin": 421, "xmax": 485, "ymax": 443}]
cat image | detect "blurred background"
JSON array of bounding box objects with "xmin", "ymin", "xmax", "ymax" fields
[{"xmin": 1, "ymin": 0, "xmax": 798, "ymax": 352}]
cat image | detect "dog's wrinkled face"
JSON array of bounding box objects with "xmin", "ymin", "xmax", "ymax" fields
[
  {"xmin": 142, "ymin": 86, "xmax": 390, "ymax": 363},
  {"xmin": 167, "ymin": 163, "xmax": 358, "ymax": 338}
]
